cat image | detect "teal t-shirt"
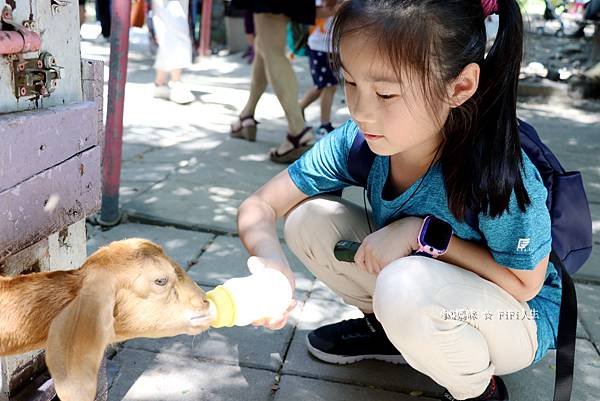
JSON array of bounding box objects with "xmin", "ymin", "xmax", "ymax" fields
[{"xmin": 288, "ymin": 119, "xmax": 562, "ymax": 363}]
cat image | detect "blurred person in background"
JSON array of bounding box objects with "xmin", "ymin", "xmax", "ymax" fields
[
  {"xmin": 299, "ymin": 0, "xmax": 339, "ymax": 139},
  {"xmin": 230, "ymin": 0, "xmax": 339, "ymax": 163},
  {"xmin": 152, "ymin": 0, "xmax": 196, "ymax": 104}
]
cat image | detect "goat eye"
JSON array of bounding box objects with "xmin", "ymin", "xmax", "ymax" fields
[{"xmin": 154, "ymin": 277, "xmax": 169, "ymax": 286}]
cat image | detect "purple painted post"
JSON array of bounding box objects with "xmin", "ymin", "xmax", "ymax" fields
[{"xmin": 99, "ymin": 0, "xmax": 131, "ymax": 226}]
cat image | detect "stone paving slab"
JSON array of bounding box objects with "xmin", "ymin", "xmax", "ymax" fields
[
  {"xmin": 108, "ymin": 348, "xmax": 274, "ymax": 401},
  {"xmin": 121, "ymin": 143, "xmax": 155, "ymax": 162},
  {"xmin": 576, "ymin": 243, "xmax": 600, "ymax": 282},
  {"xmin": 576, "ymin": 283, "xmax": 600, "ymax": 347},
  {"xmin": 282, "ymin": 294, "xmax": 444, "ymax": 397},
  {"xmin": 574, "ymin": 202, "xmax": 599, "ymax": 281},
  {"xmin": 119, "ymin": 180, "xmax": 157, "ymax": 205},
  {"xmin": 123, "ymin": 179, "xmax": 248, "ymax": 234},
  {"xmin": 122, "ymin": 172, "xmax": 366, "ymax": 237},
  {"xmin": 504, "ymin": 339, "xmax": 600, "ymax": 401},
  {"xmin": 274, "ymin": 374, "xmax": 439, "ymax": 401},
  {"xmin": 123, "ymin": 325, "xmax": 293, "ymax": 373},
  {"xmin": 87, "ymin": 223, "xmax": 214, "ymax": 268},
  {"xmin": 120, "ymin": 161, "xmax": 175, "ymax": 182},
  {"xmin": 133, "ymin": 132, "xmax": 286, "ymax": 183},
  {"xmin": 517, "ymin": 104, "xmax": 600, "ymax": 205},
  {"xmin": 186, "ymin": 235, "xmax": 316, "ymax": 293}
]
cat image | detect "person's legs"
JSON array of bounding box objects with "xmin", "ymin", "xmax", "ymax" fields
[
  {"xmin": 155, "ymin": 69, "xmax": 168, "ymax": 86},
  {"xmin": 373, "ymin": 257, "xmax": 538, "ymax": 400},
  {"xmin": 319, "ymin": 85, "xmax": 336, "ymax": 125},
  {"xmin": 299, "ymin": 86, "xmax": 323, "ymax": 114},
  {"xmin": 308, "ymin": 49, "xmax": 338, "ymax": 136},
  {"xmin": 240, "ymin": 34, "xmax": 268, "ymax": 118},
  {"xmin": 253, "ymin": 13, "xmax": 307, "ymax": 137},
  {"xmin": 154, "ymin": 69, "xmax": 170, "ymax": 99},
  {"xmin": 96, "ymin": 0, "xmax": 111, "ymax": 38},
  {"xmin": 152, "ymin": 0, "xmax": 194, "ymax": 104},
  {"xmin": 79, "ymin": 0, "xmax": 86, "ymax": 26},
  {"xmin": 242, "ymin": 10, "xmax": 255, "ymax": 62},
  {"xmin": 170, "ymin": 69, "xmax": 183, "ymax": 82}
]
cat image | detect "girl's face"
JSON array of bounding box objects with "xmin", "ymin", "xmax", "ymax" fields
[{"xmin": 340, "ymin": 33, "xmax": 451, "ymax": 157}]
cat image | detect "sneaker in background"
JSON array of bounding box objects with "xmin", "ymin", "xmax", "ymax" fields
[
  {"xmin": 153, "ymin": 84, "xmax": 170, "ymax": 100},
  {"xmin": 316, "ymin": 122, "xmax": 335, "ymax": 139},
  {"xmin": 168, "ymin": 81, "xmax": 195, "ymax": 105}
]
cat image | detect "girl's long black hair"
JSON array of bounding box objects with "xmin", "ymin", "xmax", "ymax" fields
[{"xmin": 330, "ymin": 0, "xmax": 530, "ymax": 219}]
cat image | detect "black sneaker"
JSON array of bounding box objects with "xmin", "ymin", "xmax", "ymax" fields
[
  {"xmin": 441, "ymin": 376, "xmax": 509, "ymax": 401},
  {"xmin": 306, "ymin": 313, "xmax": 406, "ymax": 365}
]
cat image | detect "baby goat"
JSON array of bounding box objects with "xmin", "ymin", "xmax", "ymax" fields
[{"xmin": 0, "ymin": 238, "xmax": 211, "ymax": 401}]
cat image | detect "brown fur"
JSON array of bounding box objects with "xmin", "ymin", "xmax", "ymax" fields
[{"xmin": 0, "ymin": 238, "xmax": 210, "ymax": 401}]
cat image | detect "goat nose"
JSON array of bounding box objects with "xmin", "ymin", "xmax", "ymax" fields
[{"xmin": 191, "ymin": 295, "xmax": 209, "ymax": 309}]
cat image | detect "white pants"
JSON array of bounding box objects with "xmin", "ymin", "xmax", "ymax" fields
[
  {"xmin": 152, "ymin": 0, "xmax": 192, "ymax": 71},
  {"xmin": 284, "ymin": 196, "xmax": 538, "ymax": 400}
]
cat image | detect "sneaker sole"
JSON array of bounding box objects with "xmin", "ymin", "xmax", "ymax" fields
[{"xmin": 305, "ymin": 336, "xmax": 407, "ymax": 365}]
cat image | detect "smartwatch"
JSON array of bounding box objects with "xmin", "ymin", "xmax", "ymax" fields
[{"xmin": 415, "ymin": 215, "xmax": 453, "ymax": 258}]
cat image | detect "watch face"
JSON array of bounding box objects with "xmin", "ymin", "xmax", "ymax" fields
[{"xmin": 423, "ymin": 217, "xmax": 453, "ymax": 250}]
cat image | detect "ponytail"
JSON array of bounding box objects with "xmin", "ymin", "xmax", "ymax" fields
[{"xmin": 443, "ymin": 0, "xmax": 530, "ymax": 219}]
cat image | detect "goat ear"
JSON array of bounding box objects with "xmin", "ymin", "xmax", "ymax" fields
[{"xmin": 45, "ymin": 272, "xmax": 116, "ymax": 401}]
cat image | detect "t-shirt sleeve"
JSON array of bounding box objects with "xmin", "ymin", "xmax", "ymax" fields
[
  {"xmin": 287, "ymin": 119, "xmax": 358, "ymax": 196},
  {"xmin": 478, "ymin": 155, "xmax": 552, "ymax": 270}
]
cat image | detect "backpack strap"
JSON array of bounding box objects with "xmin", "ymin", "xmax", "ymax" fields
[
  {"xmin": 551, "ymin": 251, "xmax": 577, "ymax": 401},
  {"xmin": 347, "ymin": 131, "xmax": 376, "ymax": 187}
]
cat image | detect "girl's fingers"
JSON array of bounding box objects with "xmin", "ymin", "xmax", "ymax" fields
[
  {"xmin": 252, "ymin": 318, "xmax": 267, "ymax": 327},
  {"xmin": 252, "ymin": 299, "xmax": 296, "ymax": 330},
  {"xmin": 373, "ymin": 257, "xmax": 383, "ymax": 274},
  {"xmin": 267, "ymin": 315, "xmax": 288, "ymax": 330},
  {"xmin": 364, "ymin": 253, "xmax": 376, "ymax": 275},
  {"xmin": 287, "ymin": 299, "xmax": 298, "ymax": 313},
  {"xmin": 354, "ymin": 243, "xmax": 367, "ymax": 272},
  {"xmin": 361, "ymin": 244, "xmax": 375, "ymax": 274}
]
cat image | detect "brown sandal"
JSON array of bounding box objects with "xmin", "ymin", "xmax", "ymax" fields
[
  {"xmin": 230, "ymin": 115, "xmax": 259, "ymax": 142},
  {"xmin": 269, "ymin": 127, "xmax": 315, "ymax": 164}
]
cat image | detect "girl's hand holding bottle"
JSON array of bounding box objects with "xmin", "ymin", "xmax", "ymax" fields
[
  {"xmin": 206, "ymin": 256, "xmax": 296, "ymax": 330},
  {"xmin": 247, "ymin": 256, "xmax": 297, "ymax": 330}
]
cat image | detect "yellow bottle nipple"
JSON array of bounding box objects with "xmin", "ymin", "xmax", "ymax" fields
[{"xmin": 206, "ymin": 285, "xmax": 237, "ymax": 328}]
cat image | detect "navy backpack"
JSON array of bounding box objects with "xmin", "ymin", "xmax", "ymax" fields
[{"xmin": 345, "ymin": 119, "xmax": 593, "ymax": 401}]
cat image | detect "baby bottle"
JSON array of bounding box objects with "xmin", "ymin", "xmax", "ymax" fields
[{"xmin": 206, "ymin": 256, "xmax": 293, "ymax": 328}]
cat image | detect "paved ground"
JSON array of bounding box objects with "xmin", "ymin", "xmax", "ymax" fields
[{"xmin": 81, "ymin": 24, "xmax": 600, "ymax": 401}]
